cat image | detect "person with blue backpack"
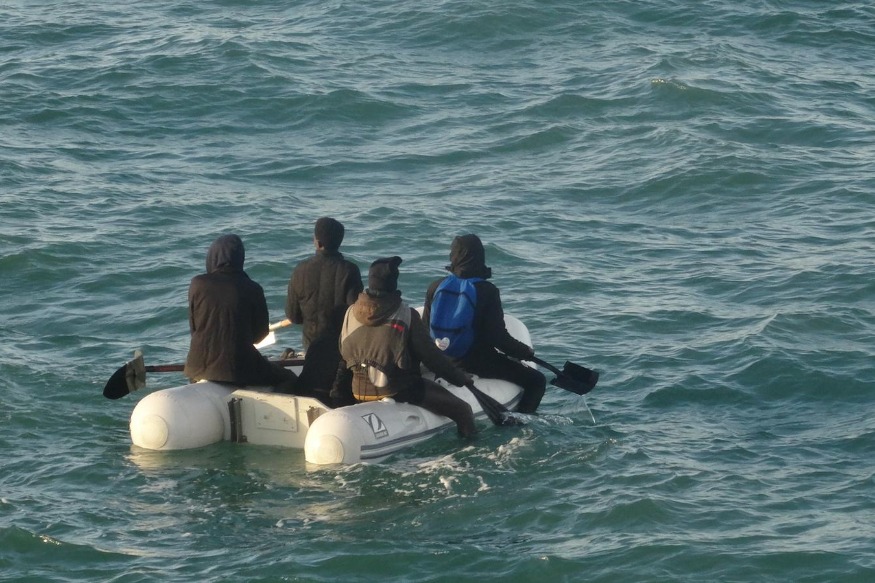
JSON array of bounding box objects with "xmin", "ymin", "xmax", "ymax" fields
[{"xmin": 423, "ymin": 234, "xmax": 547, "ymax": 414}]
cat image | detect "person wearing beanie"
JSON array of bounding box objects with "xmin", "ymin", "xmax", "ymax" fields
[
  {"xmin": 423, "ymin": 234, "xmax": 546, "ymax": 414},
  {"xmin": 282, "ymin": 217, "xmax": 363, "ymax": 395},
  {"xmin": 332, "ymin": 256, "xmax": 477, "ymax": 438},
  {"xmin": 184, "ymin": 234, "xmax": 298, "ymax": 392}
]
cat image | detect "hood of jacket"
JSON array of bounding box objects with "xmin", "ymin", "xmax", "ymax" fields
[
  {"xmin": 352, "ymin": 290, "xmax": 403, "ymax": 326},
  {"xmin": 206, "ymin": 234, "xmax": 245, "ymax": 274},
  {"xmin": 446, "ymin": 234, "xmax": 492, "ymax": 279}
]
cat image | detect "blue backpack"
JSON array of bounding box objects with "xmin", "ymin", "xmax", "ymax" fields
[{"xmin": 429, "ymin": 274, "xmax": 482, "ymax": 358}]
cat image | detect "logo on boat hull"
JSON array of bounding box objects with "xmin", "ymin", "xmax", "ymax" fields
[{"xmin": 362, "ymin": 413, "xmax": 389, "ymax": 439}]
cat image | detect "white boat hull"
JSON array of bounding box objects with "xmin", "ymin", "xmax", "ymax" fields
[
  {"xmin": 129, "ymin": 377, "xmax": 328, "ymax": 451},
  {"xmin": 303, "ymin": 374, "xmax": 522, "ymax": 465},
  {"xmin": 128, "ymin": 314, "xmax": 532, "ymax": 464}
]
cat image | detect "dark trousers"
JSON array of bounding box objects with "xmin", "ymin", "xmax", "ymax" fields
[
  {"xmin": 267, "ymin": 362, "xmax": 300, "ymax": 395},
  {"xmin": 296, "ymin": 335, "xmax": 341, "ymax": 401},
  {"xmin": 396, "ymin": 378, "xmax": 476, "ymax": 438},
  {"xmin": 463, "ymin": 353, "xmax": 546, "ymax": 414}
]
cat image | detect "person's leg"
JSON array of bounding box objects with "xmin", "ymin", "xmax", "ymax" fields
[
  {"xmin": 269, "ymin": 362, "xmax": 301, "ymax": 395},
  {"xmin": 400, "ymin": 379, "xmax": 477, "ymax": 438},
  {"xmin": 514, "ymin": 364, "xmax": 547, "ymax": 414},
  {"xmin": 295, "ymin": 335, "xmax": 340, "ymax": 403},
  {"xmin": 466, "ymin": 354, "xmax": 546, "ymax": 414}
]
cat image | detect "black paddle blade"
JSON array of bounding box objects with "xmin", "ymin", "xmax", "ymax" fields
[
  {"xmin": 103, "ymin": 364, "xmax": 130, "ymax": 399},
  {"xmin": 468, "ymin": 384, "xmax": 524, "ymax": 427},
  {"xmin": 102, "ymin": 350, "xmax": 147, "ymax": 400},
  {"xmin": 497, "ymin": 410, "xmax": 525, "ymax": 426},
  {"xmin": 550, "ymin": 361, "xmax": 599, "ymax": 395}
]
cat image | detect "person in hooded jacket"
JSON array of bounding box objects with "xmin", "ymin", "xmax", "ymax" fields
[
  {"xmin": 331, "ymin": 256, "xmax": 477, "ymax": 438},
  {"xmin": 281, "ymin": 217, "xmax": 363, "ymax": 397},
  {"xmin": 422, "ymin": 234, "xmax": 546, "ymax": 414},
  {"xmin": 184, "ymin": 234, "xmax": 298, "ymax": 392}
]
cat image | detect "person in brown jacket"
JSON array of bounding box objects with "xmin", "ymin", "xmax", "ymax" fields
[{"xmin": 331, "ymin": 256, "xmax": 476, "ymax": 437}]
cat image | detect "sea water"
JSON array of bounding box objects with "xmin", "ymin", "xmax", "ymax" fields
[{"xmin": 1, "ymin": 1, "xmax": 873, "ymax": 581}]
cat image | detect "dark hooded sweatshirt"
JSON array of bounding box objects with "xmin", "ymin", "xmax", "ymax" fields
[
  {"xmin": 423, "ymin": 234, "xmax": 533, "ymax": 366},
  {"xmin": 184, "ymin": 234, "xmax": 276, "ymax": 385},
  {"xmin": 285, "ymin": 249, "xmax": 363, "ymax": 349}
]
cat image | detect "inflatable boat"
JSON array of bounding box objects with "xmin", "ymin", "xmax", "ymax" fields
[{"xmin": 127, "ymin": 315, "xmax": 532, "ymax": 464}]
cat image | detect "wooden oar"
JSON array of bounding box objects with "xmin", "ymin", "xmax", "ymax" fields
[
  {"xmin": 253, "ymin": 331, "xmax": 276, "ymax": 349},
  {"xmin": 105, "ymin": 319, "xmax": 295, "ymax": 399},
  {"xmin": 103, "ymin": 350, "xmax": 304, "ymax": 400},
  {"xmin": 253, "ymin": 319, "xmax": 292, "ymax": 349},
  {"xmin": 529, "ymin": 355, "xmax": 599, "ymax": 395},
  {"xmin": 465, "ymin": 382, "xmax": 523, "ymax": 426}
]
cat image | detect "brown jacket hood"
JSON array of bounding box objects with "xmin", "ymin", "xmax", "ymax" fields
[{"xmin": 352, "ymin": 290, "xmax": 403, "ymax": 326}]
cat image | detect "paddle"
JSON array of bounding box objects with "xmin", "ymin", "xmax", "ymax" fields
[
  {"xmin": 254, "ymin": 331, "xmax": 276, "ymax": 349},
  {"xmin": 465, "ymin": 381, "xmax": 523, "ymax": 426},
  {"xmin": 102, "ymin": 350, "xmax": 306, "ymax": 400},
  {"xmin": 529, "ymin": 355, "xmax": 599, "ymax": 395},
  {"xmin": 104, "ymin": 319, "xmax": 299, "ymax": 400},
  {"xmin": 253, "ymin": 319, "xmax": 292, "ymax": 349}
]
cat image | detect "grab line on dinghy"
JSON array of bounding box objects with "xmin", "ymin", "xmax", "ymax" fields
[
  {"xmin": 355, "ymin": 392, "xmax": 523, "ymax": 461},
  {"xmin": 359, "ymin": 424, "xmax": 452, "ymax": 461}
]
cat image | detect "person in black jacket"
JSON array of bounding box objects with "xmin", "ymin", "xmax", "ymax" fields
[
  {"xmin": 331, "ymin": 256, "xmax": 476, "ymax": 437},
  {"xmin": 184, "ymin": 234, "xmax": 297, "ymax": 392},
  {"xmin": 284, "ymin": 217, "xmax": 363, "ymax": 349},
  {"xmin": 423, "ymin": 234, "xmax": 546, "ymax": 414},
  {"xmin": 282, "ymin": 217, "xmax": 363, "ymax": 395}
]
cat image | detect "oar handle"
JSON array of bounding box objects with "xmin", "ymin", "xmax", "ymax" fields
[
  {"xmin": 144, "ymin": 357, "xmax": 305, "ymax": 374},
  {"xmin": 145, "ymin": 364, "xmax": 185, "ymax": 373},
  {"xmin": 269, "ymin": 319, "xmax": 292, "ymax": 331},
  {"xmin": 530, "ymin": 355, "xmax": 562, "ymax": 376}
]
